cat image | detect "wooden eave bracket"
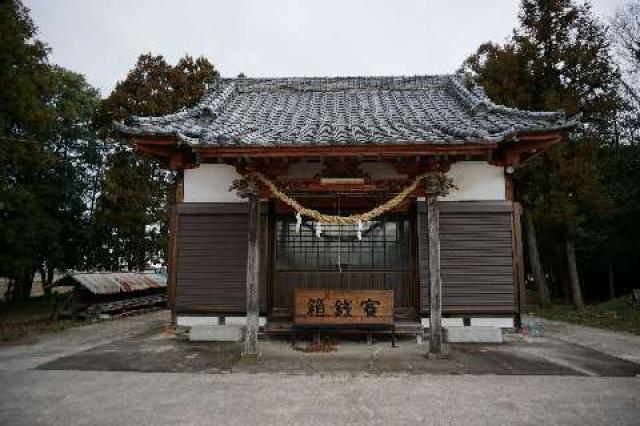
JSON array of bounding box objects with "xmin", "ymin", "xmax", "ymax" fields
[
  {"xmin": 131, "ymin": 137, "xmax": 199, "ymax": 171},
  {"xmin": 490, "ymin": 132, "xmax": 564, "ymax": 167}
]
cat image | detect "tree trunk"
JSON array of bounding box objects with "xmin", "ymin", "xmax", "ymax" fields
[
  {"xmin": 13, "ymin": 269, "xmax": 35, "ymax": 300},
  {"xmin": 565, "ymin": 239, "xmax": 584, "ymax": 308},
  {"xmin": 40, "ymin": 266, "xmax": 54, "ymax": 295},
  {"xmin": 4, "ymin": 279, "xmax": 14, "ymax": 299},
  {"xmin": 40, "ymin": 267, "xmax": 49, "ymax": 295},
  {"xmin": 45, "ymin": 266, "xmax": 54, "ymax": 294},
  {"xmin": 607, "ymin": 257, "xmax": 615, "ymax": 300},
  {"xmin": 562, "ymin": 276, "xmax": 572, "ymax": 304},
  {"xmin": 524, "ymin": 210, "xmax": 550, "ymax": 306}
]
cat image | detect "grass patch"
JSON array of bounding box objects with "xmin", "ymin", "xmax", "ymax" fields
[
  {"xmin": 532, "ymin": 295, "xmax": 640, "ymax": 335},
  {"xmin": 0, "ymin": 295, "xmax": 86, "ymax": 343}
]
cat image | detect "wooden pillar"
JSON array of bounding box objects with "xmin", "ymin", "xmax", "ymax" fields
[
  {"xmin": 506, "ymin": 170, "xmax": 525, "ymax": 328},
  {"xmin": 244, "ymin": 190, "xmax": 261, "ymax": 357},
  {"xmin": 427, "ymin": 196, "xmax": 443, "ymax": 355},
  {"xmin": 168, "ymin": 172, "xmax": 184, "ymax": 326},
  {"xmin": 513, "ymin": 203, "xmax": 526, "ymax": 328}
]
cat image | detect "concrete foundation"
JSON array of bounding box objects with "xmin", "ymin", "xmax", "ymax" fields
[
  {"xmin": 189, "ymin": 325, "xmax": 244, "ymax": 342},
  {"xmin": 225, "ymin": 316, "xmax": 267, "ymax": 327},
  {"xmin": 177, "ymin": 316, "xmax": 220, "ymax": 326},
  {"xmin": 422, "ymin": 317, "xmax": 514, "ymax": 329},
  {"xmin": 444, "ymin": 326, "xmax": 503, "ymax": 343},
  {"xmin": 471, "ymin": 317, "xmax": 514, "ymax": 328},
  {"xmin": 177, "ymin": 316, "xmax": 267, "ymax": 327}
]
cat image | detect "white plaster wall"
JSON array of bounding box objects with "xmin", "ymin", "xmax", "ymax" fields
[
  {"xmin": 439, "ymin": 161, "xmax": 506, "ymax": 201},
  {"xmin": 183, "ymin": 164, "xmax": 245, "ymax": 203}
]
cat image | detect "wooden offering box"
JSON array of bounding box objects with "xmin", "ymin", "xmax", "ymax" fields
[{"xmin": 294, "ymin": 289, "xmax": 394, "ymax": 326}]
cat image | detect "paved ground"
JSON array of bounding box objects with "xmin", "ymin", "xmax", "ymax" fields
[
  {"xmin": 1, "ymin": 310, "xmax": 639, "ymax": 425},
  {"xmin": 27, "ymin": 314, "xmax": 640, "ymax": 377},
  {"xmin": 2, "ymin": 370, "xmax": 639, "ymax": 426},
  {"xmin": 36, "ymin": 332, "xmax": 640, "ymax": 376},
  {"xmin": 0, "ymin": 311, "xmax": 168, "ymax": 371}
]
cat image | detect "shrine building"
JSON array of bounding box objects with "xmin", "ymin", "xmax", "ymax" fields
[{"xmin": 116, "ymin": 75, "xmax": 576, "ymax": 354}]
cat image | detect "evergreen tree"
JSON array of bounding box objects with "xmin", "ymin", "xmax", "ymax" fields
[
  {"xmin": 91, "ymin": 54, "xmax": 217, "ymax": 271},
  {"xmin": 0, "ymin": 1, "xmax": 101, "ymax": 298},
  {"xmin": 462, "ymin": 0, "xmax": 620, "ymax": 306},
  {"xmin": 38, "ymin": 67, "xmax": 101, "ymax": 288},
  {"xmin": 0, "ymin": 0, "xmax": 52, "ymax": 136}
]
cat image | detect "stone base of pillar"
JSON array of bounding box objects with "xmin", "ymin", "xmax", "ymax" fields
[
  {"xmin": 425, "ymin": 351, "xmax": 451, "ymax": 360},
  {"xmin": 239, "ymin": 352, "xmax": 262, "ymax": 363}
]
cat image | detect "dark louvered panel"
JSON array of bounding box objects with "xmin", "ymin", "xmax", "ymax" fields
[
  {"xmin": 176, "ymin": 202, "xmax": 269, "ymax": 315},
  {"xmin": 440, "ymin": 201, "xmax": 515, "ymax": 314},
  {"xmin": 418, "ymin": 201, "xmax": 516, "ymax": 315}
]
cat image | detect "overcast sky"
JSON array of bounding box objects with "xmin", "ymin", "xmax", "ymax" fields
[{"xmin": 26, "ymin": 0, "xmax": 627, "ymax": 97}]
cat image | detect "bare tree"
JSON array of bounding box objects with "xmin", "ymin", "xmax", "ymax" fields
[{"xmin": 611, "ymin": 1, "xmax": 640, "ymax": 102}]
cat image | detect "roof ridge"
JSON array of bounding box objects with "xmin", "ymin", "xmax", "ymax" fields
[
  {"xmin": 445, "ymin": 73, "xmax": 566, "ymax": 120},
  {"xmin": 127, "ymin": 79, "xmax": 225, "ymax": 126},
  {"xmin": 231, "ymin": 75, "xmax": 450, "ymax": 93}
]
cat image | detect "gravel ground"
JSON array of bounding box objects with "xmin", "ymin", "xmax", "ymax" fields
[{"xmin": 527, "ymin": 315, "xmax": 640, "ymax": 364}]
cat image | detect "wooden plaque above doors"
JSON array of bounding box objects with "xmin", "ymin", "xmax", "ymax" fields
[{"xmin": 294, "ymin": 289, "xmax": 393, "ymax": 325}]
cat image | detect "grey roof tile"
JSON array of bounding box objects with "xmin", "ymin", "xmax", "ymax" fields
[{"xmin": 115, "ymin": 74, "xmax": 577, "ymax": 146}]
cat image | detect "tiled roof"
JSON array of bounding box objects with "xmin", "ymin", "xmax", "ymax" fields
[{"xmin": 115, "ymin": 74, "xmax": 577, "ymax": 146}]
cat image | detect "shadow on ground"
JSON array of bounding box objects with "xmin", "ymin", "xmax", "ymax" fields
[{"xmin": 37, "ymin": 328, "xmax": 640, "ymax": 377}]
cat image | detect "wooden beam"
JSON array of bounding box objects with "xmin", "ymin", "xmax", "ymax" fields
[
  {"xmin": 131, "ymin": 137, "xmax": 175, "ymax": 146},
  {"xmin": 516, "ymin": 132, "xmax": 563, "ymax": 142},
  {"xmin": 168, "ymin": 151, "xmax": 197, "ymax": 170},
  {"xmin": 128, "ymin": 132, "xmax": 567, "ymax": 168},
  {"xmin": 134, "ymin": 144, "xmax": 172, "ymax": 164},
  {"xmin": 427, "ymin": 197, "xmax": 443, "ymax": 355},
  {"xmin": 243, "ymin": 189, "xmax": 261, "ymax": 357},
  {"xmin": 197, "ymin": 143, "xmax": 495, "ymax": 159}
]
